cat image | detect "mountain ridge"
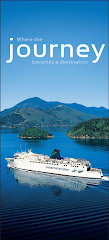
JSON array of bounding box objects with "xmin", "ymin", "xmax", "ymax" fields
[{"xmin": 1, "ymin": 97, "xmax": 108, "ymax": 117}]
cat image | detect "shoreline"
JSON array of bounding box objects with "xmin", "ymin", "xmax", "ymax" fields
[
  {"xmin": 1, "ymin": 125, "xmax": 75, "ymax": 128},
  {"xmin": 66, "ymin": 135, "xmax": 108, "ymax": 139},
  {"xmin": 19, "ymin": 135, "xmax": 54, "ymax": 140}
]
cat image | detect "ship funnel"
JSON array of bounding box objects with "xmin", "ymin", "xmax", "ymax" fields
[{"xmin": 50, "ymin": 149, "xmax": 63, "ymax": 160}]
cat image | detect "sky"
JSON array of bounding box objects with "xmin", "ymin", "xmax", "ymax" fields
[{"xmin": 1, "ymin": 0, "xmax": 108, "ymax": 110}]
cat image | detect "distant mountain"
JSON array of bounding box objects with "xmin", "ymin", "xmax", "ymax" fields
[
  {"xmin": 66, "ymin": 117, "xmax": 109, "ymax": 139},
  {"xmin": 1, "ymin": 105, "xmax": 101, "ymax": 128},
  {"xmin": 1, "ymin": 97, "xmax": 108, "ymax": 117}
]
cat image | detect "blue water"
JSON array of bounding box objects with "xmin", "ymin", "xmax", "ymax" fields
[{"xmin": 1, "ymin": 128, "xmax": 109, "ymax": 240}]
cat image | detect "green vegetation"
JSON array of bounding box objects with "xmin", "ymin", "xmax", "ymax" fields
[
  {"xmin": 1, "ymin": 112, "xmax": 25, "ymax": 127},
  {"xmin": 66, "ymin": 118, "xmax": 109, "ymax": 139},
  {"xmin": 19, "ymin": 127, "xmax": 53, "ymax": 139},
  {"xmin": 1, "ymin": 105, "xmax": 100, "ymax": 128}
]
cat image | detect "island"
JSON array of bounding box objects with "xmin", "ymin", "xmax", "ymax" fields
[
  {"xmin": 66, "ymin": 117, "xmax": 108, "ymax": 139},
  {"xmin": 19, "ymin": 127, "xmax": 53, "ymax": 139}
]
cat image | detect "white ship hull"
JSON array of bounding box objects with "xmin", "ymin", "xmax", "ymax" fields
[{"xmin": 7, "ymin": 161, "xmax": 102, "ymax": 179}]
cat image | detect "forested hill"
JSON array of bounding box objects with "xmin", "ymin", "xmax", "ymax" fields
[
  {"xmin": 66, "ymin": 118, "xmax": 108, "ymax": 139},
  {"xmin": 19, "ymin": 127, "xmax": 53, "ymax": 139},
  {"xmin": 1, "ymin": 97, "xmax": 108, "ymax": 117},
  {"xmin": 1, "ymin": 105, "xmax": 101, "ymax": 128}
]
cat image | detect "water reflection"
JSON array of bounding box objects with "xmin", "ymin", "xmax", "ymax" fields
[
  {"xmin": 8, "ymin": 168, "xmax": 102, "ymax": 193},
  {"xmin": 74, "ymin": 139, "xmax": 109, "ymax": 151}
]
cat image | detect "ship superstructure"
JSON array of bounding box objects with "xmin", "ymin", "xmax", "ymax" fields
[{"xmin": 6, "ymin": 149, "xmax": 103, "ymax": 179}]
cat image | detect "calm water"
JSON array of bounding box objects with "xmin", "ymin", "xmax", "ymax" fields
[{"xmin": 1, "ymin": 128, "xmax": 109, "ymax": 240}]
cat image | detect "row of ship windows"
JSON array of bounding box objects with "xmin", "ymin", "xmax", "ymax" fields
[
  {"xmin": 72, "ymin": 164, "xmax": 81, "ymax": 166},
  {"xmin": 29, "ymin": 161, "xmax": 85, "ymax": 168},
  {"xmin": 72, "ymin": 165, "xmax": 84, "ymax": 168},
  {"xmin": 30, "ymin": 161, "xmax": 68, "ymax": 166},
  {"xmin": 29, "ymin": 161, "xmax": 84, "ymax": 168}
]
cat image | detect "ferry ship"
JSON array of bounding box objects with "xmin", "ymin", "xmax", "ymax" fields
[{"xmin": 6, "ymin": 149, "xmax": 103, "ymax": 179}]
